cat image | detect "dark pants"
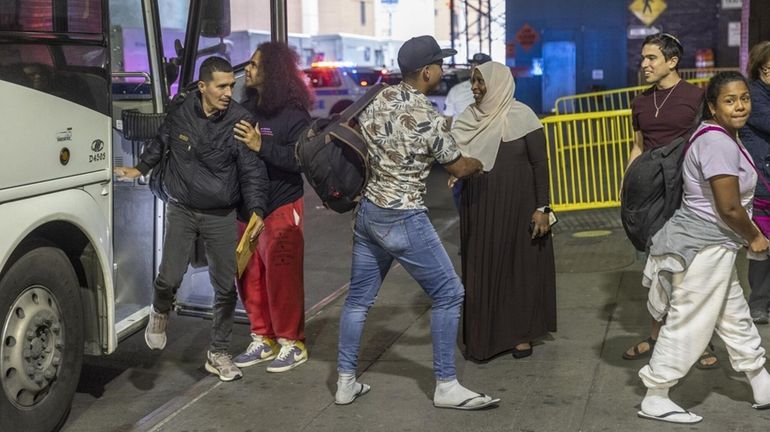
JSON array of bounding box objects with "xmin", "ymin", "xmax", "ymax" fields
[
  {"xmin": 153, "ymin": 203, "xmax": 238, "ymax": 353},
  {"xmin": 451, "ymin": 179, "xmax": 464, "ymax": 211},
  {"xmin": 749, "ymin": 258, "xmax": 770, "ymax": 315}
]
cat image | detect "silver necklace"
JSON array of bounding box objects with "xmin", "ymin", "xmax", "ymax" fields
[{"xmin": 653, "ymin": 79, "xmax": 681, "ymax": 118}]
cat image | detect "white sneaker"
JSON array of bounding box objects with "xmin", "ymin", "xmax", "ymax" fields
[
  {"xmin": 144, "ymin": 307, "xmax": 169, "ymax": 350},
  {"xmin": 205, "ymin": 351, "xmax": 243, "ymax": 382}
]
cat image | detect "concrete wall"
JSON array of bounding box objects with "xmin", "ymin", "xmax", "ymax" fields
[
  {"xmin": 230, "ymin": 0, "xmax": 304, "ymax": 33},
  {"xmin": 318, "ymin": 0, "xmax": 376, "ymax": 35}
]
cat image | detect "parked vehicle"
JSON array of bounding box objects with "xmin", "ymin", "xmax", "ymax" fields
[{"xmin": 304, "ymin": 62, "xmax": 385, "ymax": 118}]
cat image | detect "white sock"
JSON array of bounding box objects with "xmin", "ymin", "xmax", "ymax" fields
[
  {"xmin": 335, "ymin": 373, "xmax": 368, "ymax": 404},
  {"xmin": 433, "ymin": 379, "xmax": 481, "ymax": 405},
  {"xmin": 640, "ymin": 388, "xmax": 685, "ymax": 415},
  {"xmin": 746, "ymin": 368, "xmax": 770, "ymax": 405}
]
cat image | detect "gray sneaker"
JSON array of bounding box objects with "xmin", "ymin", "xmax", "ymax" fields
[
  {"xmin": 144, "ymin": 307, "xmax": 169, "ymax": 350},
  {"xmin": 205, "ymin": 351, "xmax": 243, "ymax": 382},
  {"xmin": 751, "ymin": 309, "xmax": 769, "ymax": 325}
]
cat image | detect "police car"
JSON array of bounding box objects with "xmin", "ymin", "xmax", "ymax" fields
[{"xmin": 304, "ymin": 62, "xmax": 385, "ymax": 118}]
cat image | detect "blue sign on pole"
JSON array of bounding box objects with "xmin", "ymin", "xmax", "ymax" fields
[{"xmin": 381, "ymin": 0, "xmax": 399, "ymax": 4}]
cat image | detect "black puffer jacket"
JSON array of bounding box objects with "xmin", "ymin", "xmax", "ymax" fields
[{"xmin": 137, "ymin": 91, "xmax": 268, "ymax": 216}]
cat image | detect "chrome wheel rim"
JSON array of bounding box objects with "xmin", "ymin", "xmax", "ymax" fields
[{"xmin": 1, "ymin": 286, "xmax": 65, "ymax": 408}]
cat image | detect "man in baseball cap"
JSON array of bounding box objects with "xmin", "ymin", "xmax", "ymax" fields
[
  {"xmin": 398, "ymin": 35, "xmax": 457, "ymax": 74},
  {"xmin": 334, "ymin": 35, "xmax": 498, "ymax": 411},
  {"xmin": 468, "ymin": 52, "xmax": 492, "ymax": 65}
]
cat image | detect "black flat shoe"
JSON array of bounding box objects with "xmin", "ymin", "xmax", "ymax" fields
[{"xmin": 512, "ymin": 346, "xmax": 532, "ymax": 359}]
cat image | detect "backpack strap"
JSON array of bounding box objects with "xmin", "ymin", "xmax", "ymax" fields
[
  {"xmin": 736, "ymin": 139, "xmax": 770, "ymax": 194},
  {"xmin": 686, "ymin": 125, "xmax": 726, "ymax": 151},
  {"xmin": 337, "ymin": 82, "xmax": 388, "ymax": 123},
  {"xmin": 689, "ymin": 124, "xmax": 770, "ymax": 193}
]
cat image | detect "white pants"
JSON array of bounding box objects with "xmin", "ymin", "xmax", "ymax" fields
[{"xmin": 639, "ymin": 246, "xmax": 767, "ymax": 389}]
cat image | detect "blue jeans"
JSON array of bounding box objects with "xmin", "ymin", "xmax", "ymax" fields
[{"xmin": 337, "ymin": 199, "xmax": 464, "ymax": 380}]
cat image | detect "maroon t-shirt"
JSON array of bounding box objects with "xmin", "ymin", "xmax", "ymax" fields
[{"xmin": 631, "ymin": 80, "xmax": 704, "ymax": 150}]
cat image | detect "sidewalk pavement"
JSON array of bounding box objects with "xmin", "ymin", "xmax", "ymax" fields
[{"xmin": 125, "ymin": 198, "xmax": 770, "ymax": 432}]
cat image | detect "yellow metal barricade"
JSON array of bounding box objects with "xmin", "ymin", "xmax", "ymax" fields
[
  {"xmin": 543, "ymin": 110, "xmax": 633, "ymax": 211},
  {"xmin": 554, "ymin": 78, "xmax": 708, "ymax": 114}
]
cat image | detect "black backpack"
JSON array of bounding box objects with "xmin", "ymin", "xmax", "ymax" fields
[
  {"xmin": 296, "ymin": 83, "xmax": 388, "ymax": 213},
  {"xmin": 620, "ymin": 124, "xmax": 718, "ymax": 251},
  {"xmin": 620, "ymin": 136, "xmax": 688, "ymax": 251}
]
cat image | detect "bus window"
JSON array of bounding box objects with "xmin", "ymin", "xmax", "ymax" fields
[
  {"xmin": 0, "ymin": 0, "xmax": 102, "ymax": 33},
  {"xmin": 0, "ymin": 0, "xmax": 109, "ymax": 115},
  {"xmin": 67, "ymin": 0, "xmax": 103, "ymax": 34},
  {"xmin": 193, "ymin": 0, "xmax": 255, "ymax": 81},
  {"xmin": 0, "ymin": 1, "xmax": 53, "ymax": 32},
  {"xmin": 109, "ymin": 0, "xmax": 191, "ymax": 96}
]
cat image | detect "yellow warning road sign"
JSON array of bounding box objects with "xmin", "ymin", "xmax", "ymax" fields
[{"xmin": 629, "ymin": 0, "xmax": 667, "ymax": 26}]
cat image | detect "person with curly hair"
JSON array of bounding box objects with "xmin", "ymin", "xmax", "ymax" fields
[{"xmin": 232, "ymin": 42, "xmax": 313, "ymax": 372}]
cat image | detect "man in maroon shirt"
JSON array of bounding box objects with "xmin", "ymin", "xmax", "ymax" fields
[
  {"xmin": 623, "ymin": 33, "xmax": 718, "ymax": 369},
  {"xmin": 627, "ymin": 34, "xmax": 703, "ymax": 164}
]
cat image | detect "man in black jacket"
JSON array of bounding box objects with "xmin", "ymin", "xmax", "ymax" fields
[{"xmin": 114, "ymin": 57, "xmax": 268, "ymax": 382}]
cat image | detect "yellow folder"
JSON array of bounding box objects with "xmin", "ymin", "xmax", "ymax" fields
[{"xmin": 236, "ymin": 213, "xmax": 260, "ymax": 278}]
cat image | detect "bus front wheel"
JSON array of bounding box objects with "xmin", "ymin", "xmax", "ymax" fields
[{"xmin": 0, "ymin": 246, "xmax": 84, "ymax": 432}]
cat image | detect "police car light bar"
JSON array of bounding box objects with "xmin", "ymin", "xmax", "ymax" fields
[{"xmin": 311, "ymin": 61, "xmax": 356, "ymax": 68}]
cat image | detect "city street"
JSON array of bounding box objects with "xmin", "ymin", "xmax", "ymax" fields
[{"xmin": 61, "ymin": 169, "xmax": 770, "ymax": 432}]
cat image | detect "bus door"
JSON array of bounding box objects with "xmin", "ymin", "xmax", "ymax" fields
[{"xmin": 109, "ymin": 0, "xmax": 177, "ymax": 338}]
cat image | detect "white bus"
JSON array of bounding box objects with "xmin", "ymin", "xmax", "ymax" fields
[{"xmin": 0, "ymin": 1, "xmax": 288, "ymax": 430}]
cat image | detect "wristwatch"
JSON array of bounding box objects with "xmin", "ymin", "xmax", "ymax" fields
[{"xmin": 537, "ymin": 206, "xmax": 552, "ymax": 214}]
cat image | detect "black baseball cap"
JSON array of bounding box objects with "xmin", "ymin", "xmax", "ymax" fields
[
  {"xmin": 468, "ymin": 53, "xmax": 492, "ymax": 65},
  {"xmin": 397, "ymin": 35, "xmax": 457, "ymax": 74}
]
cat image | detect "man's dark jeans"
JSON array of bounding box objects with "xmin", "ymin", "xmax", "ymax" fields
[{"xmin": 153, "ymin": 203, "xmax": 238, "ymax": 353}]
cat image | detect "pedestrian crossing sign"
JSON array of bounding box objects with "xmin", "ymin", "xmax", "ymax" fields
[{"xmin": 629, "ymin": 0, "xmax": 667, "ymax": 26}]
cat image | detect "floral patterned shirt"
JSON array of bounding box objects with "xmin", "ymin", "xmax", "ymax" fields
[{"xmin": 360, "ymin": 82, "xmax": 462, "ymax": 209}]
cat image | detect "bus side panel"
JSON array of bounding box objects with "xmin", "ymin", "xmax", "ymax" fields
[
  {"xmin": 0, "ymin": 81, "xmax": 111, "ymax": 190},
  {"xmin": 0, "ymin": 188, "xmax": 116, "ymax": 354}
]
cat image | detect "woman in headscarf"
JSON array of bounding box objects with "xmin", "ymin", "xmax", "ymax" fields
[{"xmin": 452, "ymin": 61, "xmax": 556, "ymax": 362}]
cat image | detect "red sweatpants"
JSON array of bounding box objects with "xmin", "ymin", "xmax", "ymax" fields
[{"xmin": 237, "ymin": 198, "xmax": 305, "ymax": 341}]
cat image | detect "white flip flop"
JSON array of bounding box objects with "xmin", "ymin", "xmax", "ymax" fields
[
  {"xmin": 637, "ymin": 409, "xmax": 703, "ymax": 424},
  {"xmin": 434, "ymin": 393, "xmax": 501, "ymax": 410}
]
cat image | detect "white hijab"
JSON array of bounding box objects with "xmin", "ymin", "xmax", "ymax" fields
[{"xmin": 452, "ymin": 61, "xmax": 543, "ymax": 171}]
